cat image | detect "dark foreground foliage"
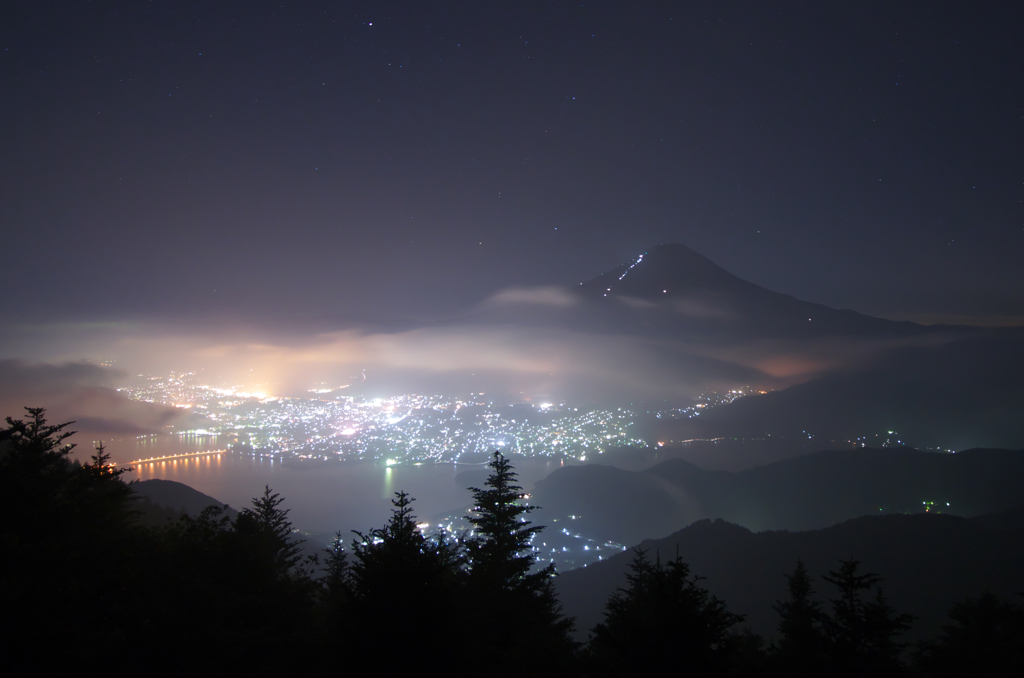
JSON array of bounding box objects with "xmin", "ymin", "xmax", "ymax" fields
[
  {"xmin": 914, "ymin": 592, "xmax": 1024, "ymax": 678},
  {"xmin": 769, "ymin": 558, "xmax": 914, "ymax": 677},
  {"xmin": 2, "ymin": 407, "xmax": 1020, "ymax": 676},
  {"xmin": 586, "ymin": 549, "xmax": 750, "ymax": 677}
]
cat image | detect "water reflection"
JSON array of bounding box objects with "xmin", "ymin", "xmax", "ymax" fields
[
  {"xmin": 126, "ymin": 434, "xmax": 567, "ymax": 537},
  {"xmin": 383, "ymin": 465, "xmax": 394, "ymax": 501}
]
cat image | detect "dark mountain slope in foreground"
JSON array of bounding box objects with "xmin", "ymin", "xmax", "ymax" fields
[
  {"xmin": 132, "ymin": 478, "xmax": 238, "ymax": 519},
  {"xmin": 130, "ymin": 479, "xmax": 330, "ymax": 556},
  {"xmin": 555, "ymin": 507, "xmax": 1024, "ymax": 643},
  {"xmin": 532, "ymin": 447, "xmax": 1024, "ymax": 545}
]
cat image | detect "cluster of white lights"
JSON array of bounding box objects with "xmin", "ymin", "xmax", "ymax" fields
[
  {"xmin": 124, "ymin": 373, "xmax": 647, "ymax": 464},
  {"xmin": 618, "ymin": 253, "xmax": 644, "ymax": 281},
  {"xmin": 603, "ymin": 252, "xmax": 646, "ymax": 297}
]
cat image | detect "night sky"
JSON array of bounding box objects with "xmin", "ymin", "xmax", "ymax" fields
[{"xmin": 2, "ymin": 1, "xmax": 1022, "ymax": 332}]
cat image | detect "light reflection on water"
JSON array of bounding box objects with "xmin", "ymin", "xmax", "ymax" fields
[{"xmin": 126, "ymin": 436, "xmax": 568, "ymax": 538}]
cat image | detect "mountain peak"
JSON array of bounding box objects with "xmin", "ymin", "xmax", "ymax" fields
[
  {"xmin": 579, "ymin": 243, "xmax": 758, "ymax": 300},
  {"xmin": 575, "ymin": 243, "xmax": 922, "ymax": 338}
]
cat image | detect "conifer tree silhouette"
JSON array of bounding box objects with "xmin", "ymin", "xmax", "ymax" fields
[
  {"xmin": 464, "ymin": 451, "xmax": 577, "ymax": 675},
  {"xmin": 772, "ymin": 559, "xmax": 829, "ymax": 673},
  {"xmin": 322, "ymin": 530, "xmax": 351, "ymax": 616},
  {"xmin": 915, "ymin": 592, "xmax": 1024, "ymax": 678},
  {"xmin": 0, "ymin": 408, "xmax": 140, "ymax": 668},
  {"xmin": 821, "ymin": 559, "xmax": 914, "ymax": 677},
  {"xmin": 234, "ymin": 485, "xmax": 306, "ymax": 576},
  {"xmin": 466, "ymin": 451, "xmax": 547, "ymax": 587},
  {"xmin": 154, "ymin": 486, "xmax": 321, "ymax": 673},
  {"xmin": 589, "ymin": 548, "xmax": 744, "ymax": 677},
  {"xmin": 346, "ymin": 491, "xmax": 464, "ymax": 672}
]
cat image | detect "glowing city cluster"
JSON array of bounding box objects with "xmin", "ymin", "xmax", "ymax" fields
[
  {"xmin": 424, "ymin": 512, "xmax": 628, "ymax": 571},
  {"xmin": 120, "ymin": 373, "xmax": 648, "ymax": 464},
  {"xmin": 654, "ymin": 388, "xmax": 765, "ymax": 419}
]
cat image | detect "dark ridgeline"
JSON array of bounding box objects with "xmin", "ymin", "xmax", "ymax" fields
[
  {"xmin": 532, "ymin": 446, "xmax": 1024, "ymax": 546},
  {"xmin": 555, "ymin": 507, "xmax": 1024, "ymax": 647},
  {"xmin": 667, "ymin": 328, "xmax": 1024, "ymax": 451},
  {"xmin": 131, "ymin": 477, "xmax": 238, "ymax": 521},
  {"xmin": 3, "ymin": 407, "xmax": 1023, "ymax": 676},
  {"xmin": 582, "ymin": 551, "xmax": 917, "ymax": 678}
]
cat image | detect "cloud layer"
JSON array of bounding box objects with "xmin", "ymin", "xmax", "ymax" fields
[
  {"xmin": 0, "ymin": 285, "xmax": 970, "ymax": 440},
  {"xmin": 0, "ymin": 360, "xmax": 193, "ymax": 443}
]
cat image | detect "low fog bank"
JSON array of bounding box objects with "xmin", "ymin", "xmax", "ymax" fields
[
  {"xmin": 0, "ymin": 298, "xmax": 1020, "ymax": 454},
  {"xmin": 0, "ymin": 314, "xmax": 800, "ymax": 405},
  {"xmin": 0, "ymin": 360, "xmax": 202, "ymax": 457}
]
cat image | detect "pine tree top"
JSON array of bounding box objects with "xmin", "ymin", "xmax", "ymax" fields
[{"xmin": 466, "ymin": 451, "xmax": 550, "ymax": 588}]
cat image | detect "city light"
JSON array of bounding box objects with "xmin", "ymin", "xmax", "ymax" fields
[{"xmin": 120, "ymin": 372, "xmax": 649, "ymax": 465}]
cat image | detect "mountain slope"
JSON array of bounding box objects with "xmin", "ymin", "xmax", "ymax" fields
[
  {"xmin": 532, "ymin": 447, "xmax": 1024, "ymax": 545},
  {"xmin": 132, "ymin": 478, "xmax": 238, "ymax": 518},
  {"xmin": 667, "ymin": 328, "xmax": 1024, "ymax": 449},
  {"xmin": 555, "ymin": 508, "xmax": 1024, "ymax": 642},
  {"xmin": 573, "ymin": 244, "xmax": 928, "ymax": 339}
]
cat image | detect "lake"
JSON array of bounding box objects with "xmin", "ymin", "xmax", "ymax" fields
[{"xmin": 127, "ymin": 436, "xmax": 576, "ymax": 539}]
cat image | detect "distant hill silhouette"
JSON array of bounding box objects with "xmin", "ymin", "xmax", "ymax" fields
[
  {"xmin": 132, "ymin": 478, "xmax": 238, "ymax": 519},
  {"xmin": 130, "ymin": 479, "xmax": 331, "ymax": 558},
  {"xmin": 660, "ymin": 327, "xmax": 1024, "ymax": 450},
  {"xmin": 532, "ymin": 447, "xmax": 1024, "ymax": 545},
  {"xmin": 555, "ymin": 507, "xmax": 1024, "ymax": 643}
]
